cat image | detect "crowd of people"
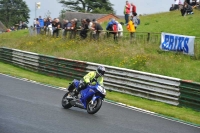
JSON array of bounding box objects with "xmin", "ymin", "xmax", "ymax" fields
[
  {"xmin": 30, "ymin": 1, "xmax": 140, "ymax": 41},
  {"xmin": 170, "ymin": 0, "xmax": 199, "ymax": 16},
  {"xmin": 32, "ymin": 17, "xmax": 105, "ymax": 40}
]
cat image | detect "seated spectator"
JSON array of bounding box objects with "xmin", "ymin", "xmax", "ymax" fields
[
  {"xmin": 191, "ymin": 0, "xmax": 197, "ymax": 7},
  {"xmin": 174, "ymin": 0, "xmax": 180, "ymax": 10},
  {"xmin": 170, "ymin": 4, "xmax": 175, "ymax": 11},
  {"xmin": 181, "ymin": 1, "xmax": 193, "ymax": 16}
]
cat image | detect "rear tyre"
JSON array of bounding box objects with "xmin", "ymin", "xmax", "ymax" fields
[
  {"xmin": 87, "ymin": 98, "xmax": 102, "ymax": 114},
  {"xmin": 61, "ymin": 92, "xmax": 72, "ymax": 109}
]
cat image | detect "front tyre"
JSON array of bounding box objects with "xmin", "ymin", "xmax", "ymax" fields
[
  {"xmin": 87, "ymin": 98, "xmax": 102, "ymax": 114},
  {"xmin": 61, "ymin": 92, "xmax": 72, "ymax": 109}
]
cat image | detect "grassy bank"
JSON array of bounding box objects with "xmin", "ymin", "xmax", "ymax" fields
[
  {"xmin": 0, "ymin": 61, "xmax": 199, "ymax": 125},
  {"xmin": 0, "ymin": 30, "xmax": 200, "ymax": 82}
]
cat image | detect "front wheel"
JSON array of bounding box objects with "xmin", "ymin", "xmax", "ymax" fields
[
  {"xmin": 87, "ymin": 98, "xmax": 102, "ymax": 114},
  {"xmin": 61, "ymin": 92, "xmax": 72, "ymax": 109}
]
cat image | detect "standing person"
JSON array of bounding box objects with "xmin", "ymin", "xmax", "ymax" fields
[
  {"xmin": 131, "ymin": 3, "xmax": 137, "ymax": 15},
  {"xmin": 62, "ymin": 19, "xmax": 68, "ymax": 38},
  {"xmin": 80, "ymin": 19, "xmax": 89, "ymax": 39},
  {"xmin": 126, "ymin": 16, "xmax": 136, "ymax": 42},
  {"xmin": 124, "ymin": 1, "xmax": 131, "ymax": 25},
  {"xmin": 92, "ymin": 19, "xmax": 103, "ymax": 40},
  {"xmin": 132, "ymin": 12, "xmax": 138, "ymax": 30},
  {"xmin": 52, "ymin": 18, "xmax": 61, "ymax": 37},
  {"xmin": 74, "ymin": 18, "xmax": 82, "ymax": 38},
  {"xmin": 35, "ymin": 18, "xmax": 41, "ymax": 34}
]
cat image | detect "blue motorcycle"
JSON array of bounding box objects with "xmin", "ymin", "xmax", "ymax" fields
[{"xmin": 62, "ymin": 79, "xmax": 106, "ymax": 114}]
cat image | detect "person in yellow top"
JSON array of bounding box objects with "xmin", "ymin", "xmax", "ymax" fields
[
  {"xmin": 73, "ymin": 66, "xmax": 106, "ymax": 96},
  {"xmin": 126, "ymin": 16, "xmax": 136, "ymax": 40}
]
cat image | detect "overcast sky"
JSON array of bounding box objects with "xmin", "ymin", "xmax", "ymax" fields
[{"xmin": 24, "ymin": 0, "xmax": 174, "ymax": 26}]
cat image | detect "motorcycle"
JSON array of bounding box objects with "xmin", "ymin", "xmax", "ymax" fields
[{"xmin": 61, "ymin": 79, "xmax": 106, "ymax": 114}]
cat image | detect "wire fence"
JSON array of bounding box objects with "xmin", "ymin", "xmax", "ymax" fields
[{"xmin": 28, "ymin": 27, "xmax": 200, "ymax": 58}]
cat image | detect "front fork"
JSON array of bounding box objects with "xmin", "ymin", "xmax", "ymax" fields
[{"xmin": 67, "ymin": 83, "xmax": 75, "ymax": 92}]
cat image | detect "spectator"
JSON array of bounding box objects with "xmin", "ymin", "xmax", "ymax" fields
[
  {"xmin": 22, "ymin": 22, "xmax": 28, "ymax": 29},
  {"xmin": 185, "ymin": 0, "xmax": 190, "ymax": 5},
  {"xmin": 43, "ymin": 18, "xmax": 47, "ymax": 34},
  {"xmin": 131, "ymin": 3, "xmax": 137, "ymax": 15},
  {"xmin": 45, "ymin": 17, "xmax": 51, "ymax": 35},
  {"xmin": 181, "ymin": 1, "xmax": 193, "ymax": 16},
  {"xmin": 74, "ymin": 18, "xmax": 82, "ymax": 37},
  {"xmin": 62, "ymin": 19, "xmax": 68, "ymax": 38},
  {"xmin": 33, "ymin": 19, "xmax": 36, "ymax": 28},
  {"xmin": 87, "ymin": 19, "xmax": 94, "ymax": 39},
  {"xmin": 124, "ymin": 1, "xmax": 131, "ymax": 25},
  {"xmin": 18, "ymin": 21, "xmax": 23, "ymax": 30},
  {"xmin": 69, "ymin": 19, "xmax": 75, "ymax": 39},
  {"xmin": 80, "ymin": 19, "xmax": 89, "ymax": 39},
  {"xmin": 174, "ymin": 0, "xmax": 180, "ymax": 10},
  {"xmin": 126, "ymin": 16, "xmax": 136, "ymax": 42},
  {"xmin": 191, "ymin": 0, "xmax": 196, "ymax": 7},
  {"xmin": 132, "ymin": 12, "xmax": 138, "ymax": 30},
  {"xmin": 52, "ymin": 18, "xmax": 61, "ymax": 37},
  {"xmin": 191, "ymin": 0, "xmax": 199, "ymax": 8},
  {"xmin": 92, "ymin": 19, "xmax": 103, "ymax": 40},
  {"xmin": 116, "ymin": 21, "xmax": 123, "ymax": 37},
  {"xmin": 35, "ymin": 18, "xmax": 41, "ymax": 34},
  {"xmin": 38, "ymin": 16, "xmax": 44, "ymax": 28},
  {"xmin": 29, "ymin": 26, "xmax": 34, "ymax": 36},
  {"xmin": 106, "ymin": 18, "xmax": 118, "ymax": 41}
]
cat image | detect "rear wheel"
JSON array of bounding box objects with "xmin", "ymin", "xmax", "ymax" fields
[
  {"xmin": 87, "ymin": 98, "xmax": 102, "ymax": 114},
  {"xmin": 61, "ymin": 92, "xmax": 72, "ymax": 109}
]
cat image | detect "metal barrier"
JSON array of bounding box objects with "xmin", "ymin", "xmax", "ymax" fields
[
  {"xmin": 179, "ymin": 80, "xmax": 200, "ymax": 111},
  {"xmin": 0, "ymin": 47, "xmax": 181, "ymax": 106}
]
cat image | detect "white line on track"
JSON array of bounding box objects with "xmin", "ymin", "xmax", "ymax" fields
[{"xmin": 1, "ymin": 73, "xmax": 199, "ymax": 129}]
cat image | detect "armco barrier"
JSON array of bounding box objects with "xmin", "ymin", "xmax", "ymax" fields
[
  {"xmin": 0, "ymin": 47, "xmax": 181, "ymax": 106},
  {"xmin": 179, "ymin": 80, "xmax": 200, "ymax": 111}
]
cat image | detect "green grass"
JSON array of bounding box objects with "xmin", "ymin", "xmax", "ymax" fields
[
  {"xmin": 0, "ymin": 61, "xmax": 200, "ymax": 125},
  {"xmin": 0, "ymin": 10, "xmax": 200, "ymax": 125},
  {"xmin": 1, "ymin": 31, "xmax": 200, "ymax": 82}
]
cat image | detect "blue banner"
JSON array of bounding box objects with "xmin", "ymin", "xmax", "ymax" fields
[{"xmin": 160, "ymin": 32, "xmax": 195, "ymax": 56}]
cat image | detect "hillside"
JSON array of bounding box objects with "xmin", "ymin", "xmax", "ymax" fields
[{"xmin": 0, "ymin": 9, "xmax": 200, "ymax": 82}]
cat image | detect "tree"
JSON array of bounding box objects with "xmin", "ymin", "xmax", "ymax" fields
[
  {"xmin": 58, "ymin": 0, "xmax": 114, "ymax": 14},
  {"xmin": 0, "ymin": 0, "xmax": 30, "ymax": 28}
]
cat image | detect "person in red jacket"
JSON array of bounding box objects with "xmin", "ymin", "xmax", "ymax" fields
[
  {"xmin": 131, "ymin": 3, "xmax": 137, "ymax": 15},
  {"xmin": 124, "ymin": 1, "xmax": 131, "ymax": 25}
]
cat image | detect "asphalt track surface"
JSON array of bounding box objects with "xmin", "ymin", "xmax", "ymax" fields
[{"xmin": 0, "ymin": 74, "xmax": 199, "ymax": 133}]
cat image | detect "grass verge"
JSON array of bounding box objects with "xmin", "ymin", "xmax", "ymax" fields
[{"xmin": 0, "ymin": 61, "xmax": 199, "ymax": 125}]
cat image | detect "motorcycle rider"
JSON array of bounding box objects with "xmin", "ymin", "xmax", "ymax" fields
[{"xmin": 72, "ymin": 66, "xmax": 106, "ymax": 97}]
